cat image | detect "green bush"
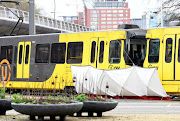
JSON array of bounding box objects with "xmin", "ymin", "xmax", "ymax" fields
[
  {"xmin": 42, "ymin": 102, "xmax": 49, "ymax": 105},
  {"xmin": 0, "ymin": 88, "xmax": 5, "ymax": 99},
  {"xmin": 75, "ymin": 94, "xmax": 88, "ymax": 102},
  {"xmin": 12, "ymin": 93, "xmax": 29, "ymax": 103}
]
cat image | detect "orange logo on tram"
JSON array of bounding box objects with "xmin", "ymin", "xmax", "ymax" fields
[{"xmin": 0, "ymin": 59, "xmax": 11, "ymax": 85}]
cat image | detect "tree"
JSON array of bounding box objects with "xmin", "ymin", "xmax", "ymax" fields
[
  {"xmin": 0, "ymin": 0, "xmax": 43, "ymax": 15},
  {"xmin": 161, "ymin": 0, "xmax": 180, "ymax": 24}
]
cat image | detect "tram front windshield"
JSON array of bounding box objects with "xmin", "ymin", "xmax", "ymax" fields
[{"xmin": 124, "ymin": 38, "xmax": 146, "ymax": 67}]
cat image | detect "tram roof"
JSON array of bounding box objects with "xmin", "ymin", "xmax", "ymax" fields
[{"xmin": 0, "ymin": 28, "xmax": 147, "ymax": 39}]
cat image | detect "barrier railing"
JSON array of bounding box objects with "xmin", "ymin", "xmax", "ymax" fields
[{"xmin": 0, "ymin": 6, "xmax": 93, "ymax": 33}]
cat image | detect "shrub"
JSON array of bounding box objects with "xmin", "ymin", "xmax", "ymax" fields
[
  {"xmin": 0, "ymin": 88, "xmax": 5, "ymax": 99},
  {"xmin": 75, "ymin": 94, "xmax": 88, "ymax": 102}
]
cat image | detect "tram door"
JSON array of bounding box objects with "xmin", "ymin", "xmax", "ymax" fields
[
  {"xmin": 17, "ymin": 42, "xmax": 31, "ymax": 78},
  {"xmin": 175, "ymin": 34, "xmax": 180, "ymax": 80},
  {"xmin": 162, "ymin": 35, "xmax": 175, "ymax": 81},
  {"xmin": 90, "ymin": 38, "xmax": 106, "ymax": 69}
]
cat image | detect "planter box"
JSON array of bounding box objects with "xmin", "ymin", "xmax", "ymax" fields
[
  {"xmin": 12, "ymin": 102, "xmax": 83, "ymax": 121},
  {"xmin": 75, "ymin": 100, "xmax": 118, "ymax": 117},
  {"xmin": 0, "ymin": 99, "xmax": 12, "ymax": 115}
]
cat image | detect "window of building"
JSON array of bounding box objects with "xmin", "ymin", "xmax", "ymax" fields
[
  {"xmin": 119, "ymin": 14, "xmax": 123, "ymax": 17},
  {"xmin": 91, "ymin": 14, "xmax": 98, "ymax": 17},
  {"xmin": 109, "ymin": 40, "xmax": 121, "ymax": 63},
  {"xmin": 118, "ymin": 10, "xmax": 123, "ymax": 13},
  {"xmin": 0, "ymin": 45, "xmax": 13, "ymax": 64},
  {"xmin": 107, "ymin": 22, "xmax": 112, "ymax": 24},
  {"xmin": 91, "ymin": 22, "xmax": 98, "ymax": 25},
  {"xmin": 91, "ymin": 10, "xmax": 99, "ymax": 13},
  {"xmin": 91, "ymin": 18, "xmax": 98, "ymax": 21},
  {"xmin": 101, "ymin": 22, "xmax": 106, "ymax": 24},
  {"xmin": 113, "ymin": 21, "xmax": 117, "ymax": 24},
  {"xmin": 91, "ymin": 26, "xmax": 97, "ymax": 29},
  {"xmin": 119, "ymin": 21, "xmax": 123, "ymax": 24},
  {"xmin": 101, "ymin": 18, "xmax": 106, "ymax": 20},
  {"xmin": 67, "ymin": 42, "xmax": 83, "ymax": 64},
  {"xmin": 107, "ymin": 14, "xmax": 112, "ymax": 17},
  {"xmin": 107, "ymin": 18, "xmax": 112, "ymax": 20},
  {"xmin": 107, "ymin": 25, "xmax": 112, "ymax": 28},
  {"xmin": 25, "ymin": 45, "xmax": 30, "ymax": 64},
  {"xmin": 91, "ymin": 41, "xmax": 96, "ymax": 63},
  {"xmin": 101, "ymin": 14, "xmax": 106, "ymax": 17},
  {"xmin": 113, "ymin": 18, "xmax": 117, "ymax": 20},
  {"xmin": 148, "ymin": 39, "xmax": 160, "ymax": 63},
  {"xmin": 101, "ymin": 25, "xmax": 106, "ymax": 28},
  {"xmin": 113, "ymin": 10, "xmax": 117, "ymax": 13},
  {"xmin": 101, "ymin": 10, "xmax": 106, "ymax": 13},
  {"xmin": 107, "ymin": 10, "xmax": 111, "ymax": 13},
  {"xmin": 99, "ymin": 41, "xmax": 104, "ymax": 63},
  {"xmin": 126, "ymin": 10, "xmax": 129, "ymax": 13},
  {"xmin": 113, "ymin": 14, "xmax": 117, "ymax": 17},
  {"xmin": 113, "ymin": 25, "xmax": 117, "ymax": 28},
  {"xmin": 51, "ymin": 43, "xmax": 66, "ymax": 63},
  {"xmin": 165, "ymin": 38, "xmax": 172, "ymax": 63},
  {"xmin": 35, "ymin": 44, "xmax": 50, "ymax": 63}
]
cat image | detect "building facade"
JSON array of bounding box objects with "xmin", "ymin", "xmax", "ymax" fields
[
  {"xmin": 130, "ymin": 18, "xmax": 142, "ymax": 28},
  {"xmin": 83, "ymin": 0, "xmax": 130, "ymax": 30}
]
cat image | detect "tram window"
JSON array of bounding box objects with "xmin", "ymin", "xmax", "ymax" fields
[
  {"xmin": 91, "ymin": 41, "xmax": 96, "ymax": 63},
  {"xmin": 25, "ymin": 45, "xmax": 29, "ymax": 64},
  {"xmin": 35, "ymin": 44, "xmax": 50, "ymax": 63},
  {"xmin": 14, "ymin": 46, "xmax": 17, "ymax": 63},
  {"xmin": 178, "ymin": 39, "xmax": 180, "ymax": 62},
  {"xmin": 51, "ymin": 43, "xmax": 66, "ymax": 63},
  {"xmin": 19, "ymin": 45, "xmax": 23, "ymax": 64},
  {"xmin": 165, "ymin": 38, "xmax": 172, "ymax": 63},
  {"xmin": 148, "ymin": 39, "xmax": 160, "ymax": 63},
  {"xmin": 109, "ymin": 40, "xmax": 121, "ymax": 63},
  {"xmin": 0, "ymin": 45, "xmax": 13, "ymax": 64},
  {"xmin": 67, "ymin": 42, "xmax": 83, "ymax": 64},
  {"xmin": 99, "ymin": 41, "xmax": 104, "ymax": 63}
]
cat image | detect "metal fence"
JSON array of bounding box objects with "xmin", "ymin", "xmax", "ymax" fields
[{"xmin": 0, "ymin": 6, "xmax": 93, "ymax": 33}]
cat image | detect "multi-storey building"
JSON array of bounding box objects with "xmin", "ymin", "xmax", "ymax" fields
[
  {"xmin": 82, "ymin": 0, "xmax": 130, "ymax": 30},
  {"xmin": 130, "ymin": 18, "xmax": 142, "ymax": 28}
]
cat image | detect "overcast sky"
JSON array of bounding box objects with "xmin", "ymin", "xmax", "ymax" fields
[{"xmin": 35, "ymin": 0, "xmax": 159, "ymax": 19}]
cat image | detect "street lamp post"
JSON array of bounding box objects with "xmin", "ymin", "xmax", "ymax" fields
[{"xmin": 29, "ymin": 0, "xmax": 35, "ymax": 35}]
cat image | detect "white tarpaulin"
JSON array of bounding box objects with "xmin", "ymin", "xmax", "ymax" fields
[
  {"xmin": 135, "ymin": 66, "xmax": 168, "ymax": 97},
  {"xmin": 97, "ymin": 67, "xmax": 146, "ymax": 96},
  {"xmin": 71, "ymin": 65, "xmax": 168, "ymax": 97},
  {"xmin": 71, "ymin": 65, "xmax": 90, "ymax": 93}
]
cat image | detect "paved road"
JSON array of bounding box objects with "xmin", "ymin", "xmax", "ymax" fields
[
  {"xmin": 105, "ymin": 99, "xmax": 180, "ymax": 114},
  {"xmin": 7, "ymin": 99, "xmax": 180, "ymax": 115}
]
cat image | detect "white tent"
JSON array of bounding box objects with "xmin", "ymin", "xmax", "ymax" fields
[
  {"xmin": 71, "ymin": 65, "xmax": 90, "ymax": 93},
  {"xmin": 98, "ymin": 67, "xmax": 147, "ymax": 96},
  {"xmin": 84, "ymin": 66, "xmax": 103, "ymax": 94},
  {"xmin": 71, "ymin": 65, "xmax": 168, "ymax": 97},
  {"xmin": 135, "ymin": 66, "xmax": 168, "ymax": 97}
]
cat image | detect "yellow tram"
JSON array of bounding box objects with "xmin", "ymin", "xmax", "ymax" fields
[
  {"xmin": 0, "ymin": 28, "xmax": 146, "ymax": 91},
  {"xmin": 144, "ymin": 26, "xmax": 180, "ymax": 95}
]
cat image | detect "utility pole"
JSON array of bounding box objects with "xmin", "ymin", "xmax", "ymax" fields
[
  {"xmin": 29, "ymin": 0, "xmax": 36, "ymax": 35},
  {"xmin": 161, "ymin": 0, "xmax": 163, "ymax": 27},
  {"xmin": 54, "ymin": 0, "xmax": 56, "ymax": 27}
]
